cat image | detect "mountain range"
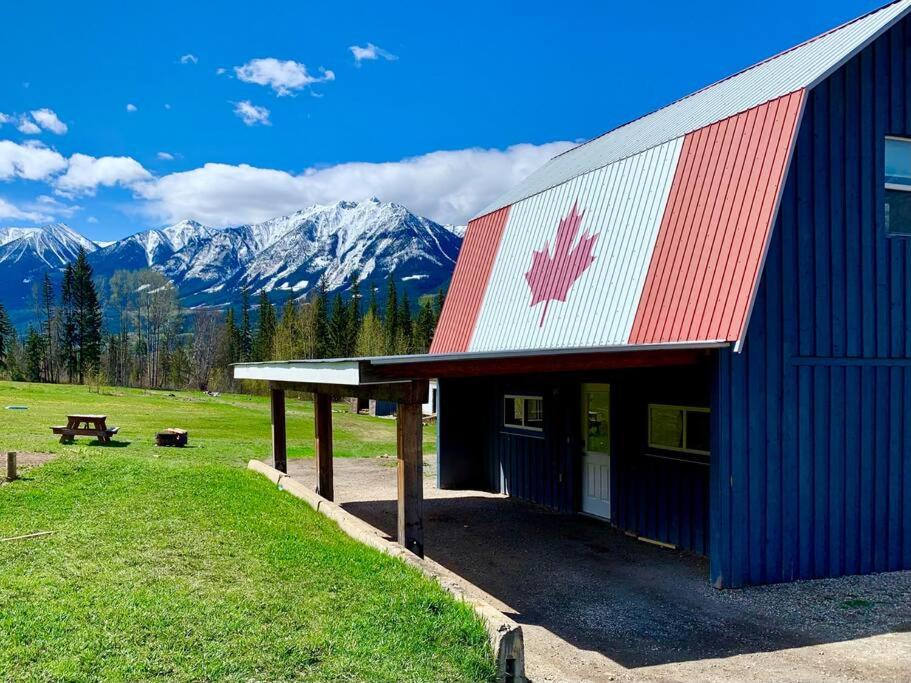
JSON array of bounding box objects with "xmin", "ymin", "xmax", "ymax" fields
[{"xmin": 0, "ymin": 199, "xmax": 463, "ymax": 327}]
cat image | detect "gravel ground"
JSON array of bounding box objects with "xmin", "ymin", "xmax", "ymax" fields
[{"xmin": 285, "ymin": 456, "xmax": 911, "ymax": 682}]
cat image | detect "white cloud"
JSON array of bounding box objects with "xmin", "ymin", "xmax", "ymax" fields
[
  {"xmin": 17, "ymin": 117, "xmax": 40, "ymax": 135},
  {"xmin": 0, "ymin": 140, "xmax": 68, "ymax": 180},
  {"xmin": 180, "ymin": 53, "xmax": 198, "ymax": 65},
  {"xmin": 0, "ymin": 113, "xmax": 11, "ymax": 125},
  {"xmin": 0, "ymin": 196, "xmax": 52, "ymax": 222},
  {"xmin": 55, "ymin": 153, "xmax": 152, "ymax": 197},
  {"xmin": 86, "ymin": 215, "xmax": 99, "ymax": 224},
  {"xmin": 234, "ymin": 58, "xmax": 334, "ymax": 96},
  {"xmin": 133, "ymin": 141, "xmax": 573, "ymax": 226},
  {"xmin": 349, "ymin": 43, "xmax": 397, "ymax": 65},
  {"xmin": 156, "ymin": 151, "xmax": 175, "ymax": 161},
  {"xmin": 32, "ymin": 194, "xmax": 81, "ymax": 218},
  {"xmin": 232, "ymin": 100, "xmax": 271, "ymax": 126},
  {"xmin": 216, "ymin": 67, "xmax": 227, "ymax": 75},
  {"xmin": 126, "ymin": 103, "xmax": 138, "ymax": 112},
  {"xmin": 30, "ymin": 108, "xmax": 68, "ymax": 134}
]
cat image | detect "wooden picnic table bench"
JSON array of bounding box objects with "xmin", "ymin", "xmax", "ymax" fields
[{"xmin": 51, "ymin": 414, "xmax": 119, "ymax": 444}]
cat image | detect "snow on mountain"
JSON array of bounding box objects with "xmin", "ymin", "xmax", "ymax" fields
[
  {"xmin": 0, "ymin": 200, "xmax": 462, "ymax": 326},
  {"xmin": 444, "ymin": 224, "xmax": 467, "ymax": 238}
]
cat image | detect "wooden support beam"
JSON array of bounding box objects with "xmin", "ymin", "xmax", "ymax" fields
[
  {"xmin": 314, "ymin": 392, "xmax": 334, "ymax": 501},
  {"xmin": 269, "ymin": 379, "xmax": 428, "ymax": 404},
  {"xmin": 270, "ymin": 387, "xmax": 287, "ymax": 473},
  {"xmin": 396, "ymin": 400, "xmax": 424, "ymax": 557}
]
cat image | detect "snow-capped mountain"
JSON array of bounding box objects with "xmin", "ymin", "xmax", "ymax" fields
[
  {"xmin": 0, "ymin": 224, "xmax": 99, "ymax": 317},
  {"xmin": 0, "ymin": 200, "xmax": 461, "ymax": 326}
]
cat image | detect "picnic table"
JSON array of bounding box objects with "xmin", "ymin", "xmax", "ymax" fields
[{"xmin": 51, "ymin": 414, "xmax": 119, "ymax": 444}]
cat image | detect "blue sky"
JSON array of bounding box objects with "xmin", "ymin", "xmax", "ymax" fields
[{"xmin": 0, "ymin": 0, "xmax": 887, "ymax": 240}]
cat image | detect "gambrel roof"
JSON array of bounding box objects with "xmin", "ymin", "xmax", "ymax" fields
[{"xmin": 432, "ymin": 0, "xmax": 911, "ymax": 355}]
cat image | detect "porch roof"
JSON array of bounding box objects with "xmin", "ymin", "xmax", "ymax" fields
[{"xmin": 233, "ymin": 340, "xmax": 728, "ymax": 386}]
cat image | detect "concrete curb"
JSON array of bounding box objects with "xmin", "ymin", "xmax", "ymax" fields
[{"xmin": 247, "ymin": 459, "xmax": 525, "ymax": 682}]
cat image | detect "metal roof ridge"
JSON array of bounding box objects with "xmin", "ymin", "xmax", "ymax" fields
[{"xmin": 546, "ymin": 0, "xmax": 911, "ymax": 168}]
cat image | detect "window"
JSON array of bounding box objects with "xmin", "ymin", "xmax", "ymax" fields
[
  {"xmin": 648, "ymin": 404, "xmax": 710, "ymax": 457},
  {"xmin": 504, "ymin": 395, "xmax": 544, "ymax": 432},
  {"xmin": 885, "ymin": 136, "xmax": 911, "ymax": 236}
]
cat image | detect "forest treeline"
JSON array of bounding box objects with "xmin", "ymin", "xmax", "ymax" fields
[{"xmin": 0, "ymin": 246, "xmax": 444, "ymax": 391}]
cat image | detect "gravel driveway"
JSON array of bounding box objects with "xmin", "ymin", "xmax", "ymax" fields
[{"xmin": 285, "ymin": 456, "xmax": 911, "ymax": 683}]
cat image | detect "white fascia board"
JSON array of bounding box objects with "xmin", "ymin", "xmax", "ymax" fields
[{"xmin": 233, "ymin": 361, "xmax": 362, "ymax": 385}]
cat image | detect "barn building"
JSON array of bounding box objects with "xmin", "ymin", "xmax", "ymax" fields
[
  {"xmin": 435, "ymin": 0, "xmax": 911, "ymax": 588},
  {"xmin": 237, "ymin": 0, "xmax": 911, "ymax": 589}
]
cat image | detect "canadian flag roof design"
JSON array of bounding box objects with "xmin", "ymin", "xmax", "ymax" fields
[{"xmin": 431, "ymin": 1, "xmax": 911, "ymax": 355}]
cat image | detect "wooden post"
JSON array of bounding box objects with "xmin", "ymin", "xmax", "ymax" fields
[
  {"xmin": 5, "ymin": 452, "xmax": 16, "ymax": 482},
  {"xmin": 314, "ymin": 392, "xmax": 334, "ymax": 501},
  {"xmin": 270, "ymin": 387, "xmax": 287, "ymax": 473},
  {"xmin": 396, "ymin": 400, "xmax": 424, "ymax": 557}
]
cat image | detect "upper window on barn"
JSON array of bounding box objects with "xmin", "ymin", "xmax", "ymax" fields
[
  {"xmin": 647, "ymin": 404, "xmax": 710, "ymax": 459},
  {"xmin": 504, "ymin": 395, "xmax": 544, "ymax": 432},
  {"xmin": 885, "ymin": 136, "xmax": 911, "ymax": 236}
]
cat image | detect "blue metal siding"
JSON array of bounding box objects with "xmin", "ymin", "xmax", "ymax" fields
[
  {"xmin": 712, "ymin": 19, "xmax": 911, "ymax": 587},
  {"xmin": 439, "ymin": 367, "xmax": 711, "ymax": 554}
]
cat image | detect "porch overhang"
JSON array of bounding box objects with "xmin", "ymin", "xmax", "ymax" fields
[
  {"xmin": 233, "ymin": 340, "xmax": 726, "ymax": 561},
  {"xmin": 233, "ymin": 340, "xmax": 728, "ymax": 386}
]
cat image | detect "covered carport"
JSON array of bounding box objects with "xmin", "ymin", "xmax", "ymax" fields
[{"xmin": 233, "ymin": 343, "xmax": 719, "ymax": 560}]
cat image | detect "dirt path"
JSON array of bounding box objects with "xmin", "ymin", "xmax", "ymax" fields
[
  {"xmin": 284, "ymin": 457, "xmax": 911, "ymax": 683},
  {"xmin": 1, "ymin": 452, "xmax": 57, "ymax": 485}
]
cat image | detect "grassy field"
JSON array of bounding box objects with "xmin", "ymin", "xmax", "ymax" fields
[{"xmin": 0, "ymin": 381, "xmax": 492, "ymax": 682}]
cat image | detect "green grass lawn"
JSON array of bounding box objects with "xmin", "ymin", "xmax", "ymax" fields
[{"xmin": 0, "ymin": 381, "xmax": 491, "ymax": 682}]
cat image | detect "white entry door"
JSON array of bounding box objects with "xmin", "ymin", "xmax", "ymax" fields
[{"xmin": 582, "ymin": 384, "xmax": 611, "ymax": 520}]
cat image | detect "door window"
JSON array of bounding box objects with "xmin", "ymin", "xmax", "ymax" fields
[{"xmin": 584, "ymin": 386, "xmax": 610, "ymax": 454}]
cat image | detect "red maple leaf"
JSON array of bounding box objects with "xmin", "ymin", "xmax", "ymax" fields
[{"xmin": 524, "ymin": 202, "xmax": 598, "ymax": 327}]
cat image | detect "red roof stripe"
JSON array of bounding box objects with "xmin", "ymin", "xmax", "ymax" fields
[
  {"xmin": 628, "ymin": 90, "xmax": 806, "ymax": 344},
  {"xmin": 430, "ymin": 206, "xmax": 511, "ymax": 354}
]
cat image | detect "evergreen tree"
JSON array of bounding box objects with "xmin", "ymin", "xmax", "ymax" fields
[
  {"xmin": 273, "ymin": 300, "xmax": 301, "ymax": 360},
  {"xmin": 40, "ymin": 273, "xmax": 56, "ymax": 382},
  {"xmin": 312, "ymin": 277, "xmax": 330, "ymax": 357},
  {"xmin": 24, "ymin": 326, "xmax": 46, "ymax": 382},
  {"xmin": 327, "ymin": 293, "xmax": 349, "ymax": 358},
  {"xmin": 59, "ymin": 264, "xmax": 78, "ymax": 382},
  {"xmin": 367, "ymin": 283, "xmax": 379, "ymax": 318},
  {"xmin": 384, "ymin": 277, "xmax": 399, "ymax": 352},
  {"xmin": 398, "ymin": 289, "xmax": 413, "ymax": 348},
  {"xmin": 67, "ymin": 247, "xmax": 103, "ymax": 383},
  {"xmin": 224, "ymin": 308, "xmax": 240, "ymax": 365},
  {"xmin": 434, "ymin": 288, "xmax": 446, "ymax": 318},
  {"xmin": 413, "ymin": 299, "xmax": 437, "ymax": 353},
  {"xmin": 347, "ymin": 271, "xmax": 362, "ymax": 350},
  {"xmin": 254, "ymin": 290, "xmax": 276, "ymax": 361},
  {"xmin": 0, "ymin": 302, "xmax": 13, "ymax": 372},
  {"xmin": 239, "ymin": 287, "xmax": 253, "ymax": 362}
]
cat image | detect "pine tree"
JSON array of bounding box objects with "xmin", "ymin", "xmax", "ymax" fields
[
  {"xmin": 224, "ymin": 308, "xmax": 240, "ymax": 365},
  {"xmin": 328, "ymin": 293, "xmax": 348, "ymax": 358},
  {"xmin": 384, "ymin": 277, "xmax": 398, "ymax": 353},
  {"xmin": 59, "ymin": 264, "xmax": 78, "ymax": 382},
  {"xmin": 312, "ymin": 277, "xmax": 330, "ymax": 358},
  {"xmin": 254, "ymin": 290, "xmax": 276, "ymax": 361},
  {"xmin": 398, "ymin": 289, "xmax": 413, "ymax": 347},
  {"xmin": 347, "ymin": 271, "xmax": 362, "ymax": 351},
  {"xmin": 40, "ymin": 273, "xmax": 56, "ymax": 382},
  {"xmin": 239, "ymin": 287, "xmax": 253, "ymax": 362},
  {"xmin": 70, "ymin": 247, "xmax": 103, "ymax": 383},
  {"xmin": 367, "ymin": 283, "xmax": 379, "ymax": 318},
  {"xmin": 0, "ymin": 302, "xmax": 13, "ymax": 372},
  {"xmin": 413, "ymin": 299, "xmax": 436, "ymax": 353},
  {"xmin": 24, "ymin": 326, "xmax": 46, "ymax": 382},
  {"xmin": 434, "ymin": 288, "xmax": 446, "ymax": 318}
]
